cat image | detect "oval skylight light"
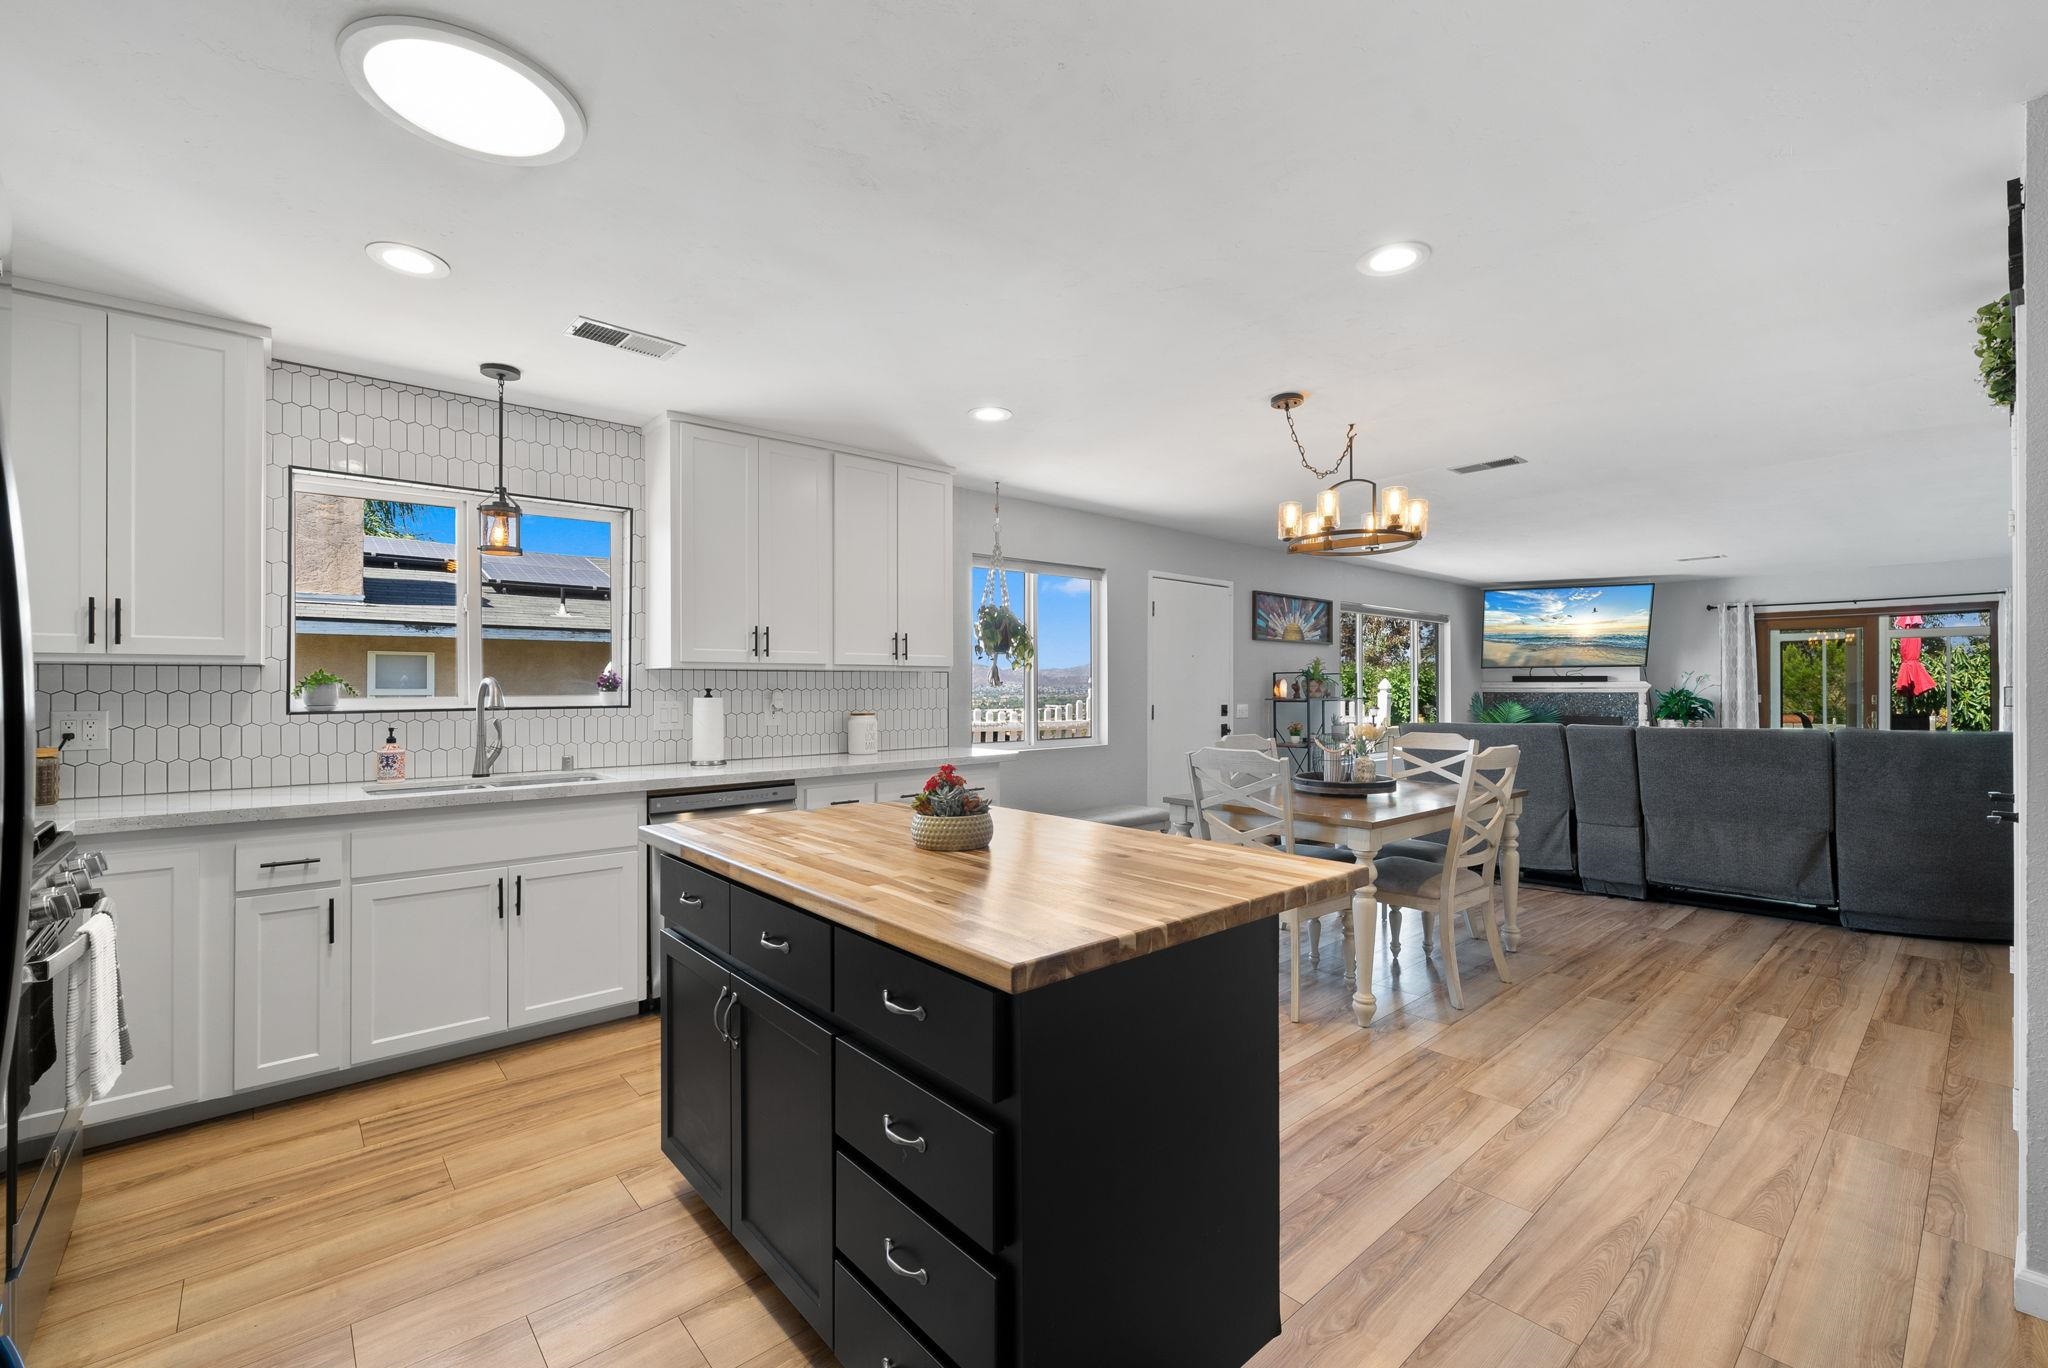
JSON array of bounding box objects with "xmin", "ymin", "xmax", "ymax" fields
[{"xmin": 338, "ymin": 17, "xmax": 585, "ymax": 165}]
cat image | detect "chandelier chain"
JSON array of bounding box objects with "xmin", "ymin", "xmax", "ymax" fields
[{"xmin": 1285, "ymin": 404, "xmax": 1355, "ymax": 481}]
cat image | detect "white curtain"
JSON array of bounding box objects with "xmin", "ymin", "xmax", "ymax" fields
[{"xmin": 1717, "ymin": 601, "xmax": 1760, "ymax": 728}]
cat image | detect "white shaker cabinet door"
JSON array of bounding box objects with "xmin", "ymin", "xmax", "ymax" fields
[
  {"xmin": 11, "ymin": 294, "xmax": 108, "ymax": 655},
  {"xmin": 831, "ymin": 453, "xmax": 898, "ymax": 666},
  {"xmin": 667, "ymin": 423, "xmax": 760, "ymax": 665},
  {"xmin": 234, "ymin": 886, "xmax": 349, "ymax": 1090},
  {"xmin": 84, "ymin": 843, "xmax": 206, "ymax": 1124},
  {"xmin": 755, "ymin": 439, "xmax": 833, "ymax": 666},
  {"xmin": 351, "ymin": 868, "xmax": 507, "ymax": 1065},
  {"xmin": 506, "ymin": 850, "xmax": 641, "ymax": 1029},
  {"xmin": 893, "ymin": 464, "xmax": 954, "ymax": 667}
]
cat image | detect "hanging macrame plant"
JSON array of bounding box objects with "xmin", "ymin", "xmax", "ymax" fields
[
  {"xmin": 973, "ymin": 483, "xmax": 1035, "ymax": 685},
  {"xmin": 1975, "ymin": 294, "xmax": 2015, "ymax": 410}
]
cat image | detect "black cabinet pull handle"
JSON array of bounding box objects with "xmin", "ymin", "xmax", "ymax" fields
[
  {"xmin": 829, "ymin": 798, "xmax": 862, "ymax": 806},
  {"xmin": 514, "ymin": 874, "xmax": 523, "ymax": 916},
  {"xmin": 901, "ymin": 632, "xmax": 908, "ymax": 658},
  {"xmin": 113, "ymin": 598, "xmax": 122, "ymax": 645},
  {"xmin": 750, "ymin": 625, "xmax": 759, "ymax": 657},
  {"xmin": 881, "ymin": 1113, "xmax": 927, "ymax": 1152},
  {"xmin": 883, "ymin": 1237, "xmax": 928, "ymax": 1285},
  {"xmin": 677, "ymin": 892, "xmax": 703, "ymax": 907},
  {"xmin": 758, "ymin": 932, "xmax": 790, "ymax": 954},
  {"xmin": 880, "ymin": 989, "xmax": 925, "ymax": 1021},
  {"xmin": 497, "ymin": 877, "xmax": 504, "ymax": 920},
  {"xmin": 327, "ymin": 897, "xmax": 335, "ymax": 946},
  {"xmin": 891, "ymin": 631, "xmax": 900, "ymax": 660},
  {"xmin": 258, "ymin": 857, "xmax": 321, "ymax": 869},
  {"xmin": 763, "ymin": 624, "xmax": 770, "ymax": 657},
  {"xmin": 711, "ymin": 983, "xmax": 731, "ymax": 1043},
  {"xmin": 86, "ymin": 596, "xmax": 96, "ymax": 644}
]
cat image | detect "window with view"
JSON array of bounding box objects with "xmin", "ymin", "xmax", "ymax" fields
[
  {"xmin": 967, "ymin": 558, "xmax": 1103, "ymax": 747},
  {"xmin": 1758, "ymin": 602, "xmax": 1999, "ymax": 732},
  {"xmin": 289, "ymin": 470, "xmax": 629, "ymax": 711},
  {"xmin": 1339, "ymin": 608, "xmax": 1442, "ymax": 724}
]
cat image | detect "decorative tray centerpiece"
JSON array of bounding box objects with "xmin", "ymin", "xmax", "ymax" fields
[
  {"xmin": 909, "ymin": 763, "xmax": 994, "ymax": 851},
  {"xmin": 1295, "ymin": 722, "xmax": 1397, "ymax": 794}
]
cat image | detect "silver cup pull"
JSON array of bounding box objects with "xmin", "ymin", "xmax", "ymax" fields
[
  {"xmin": 880, "ymin": 989, "xmax": 926, "ymax": 1021},
  {"xmin": 759, "ymin": 932, "xmax": 791, "ymax": 954},
  {"xmin": 882, "ymin": 1113, "xmax": 927, "ymax": 1152},
  {"xmin": 883, "ymin": 1236, "xmax": 929, "ymax": 1285}
]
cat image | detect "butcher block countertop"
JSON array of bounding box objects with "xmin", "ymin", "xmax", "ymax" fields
[{"xmin": 639, "ymin": 803, "xmax": 1364, "ymax": 993}]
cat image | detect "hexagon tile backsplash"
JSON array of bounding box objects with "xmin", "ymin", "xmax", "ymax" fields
[{"xmin": 34, "ymin": 361, "xmax": 949, "ymax": 798}]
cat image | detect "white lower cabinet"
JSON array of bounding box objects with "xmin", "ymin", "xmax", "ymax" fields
[
  {"xmin": 85, "ymin": 841, "xmax": 208, "ymax": 1125},
  {"xmin": 233, "ymin": 886, "xmax": 348, "ymax": 1090},
  {"xmin": 351, "ymin": 868, "xmax": 510, "ymax": 1066},
  {"xmin": 508, "ymin": 850, "xmax": 640, "ymax": 1028}
]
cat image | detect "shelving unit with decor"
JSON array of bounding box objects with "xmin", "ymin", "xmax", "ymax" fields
[{"xmin": 1269, "ymin": 672, "xmax": 1347, "ymax": 774}]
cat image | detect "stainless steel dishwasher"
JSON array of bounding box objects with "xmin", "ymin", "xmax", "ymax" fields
[{"xmin": 643, "ymin": 782, "xmax": 796, "ymax": 998}]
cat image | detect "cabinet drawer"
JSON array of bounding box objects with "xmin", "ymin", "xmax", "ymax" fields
[
  {"xmin": 732, "ymin": 888, "xmax": 831, "ymax": 1011},
  {"xmin": 803, "ymin": 779, "xmax": 877, "ymax": 810},
  {"xmin": 835, "ymin": 1038, "xmax": 999, "ymax": 1251},
  {"xmin": 834, "ymin": 1261, "xmax": 952, "ymax": 1368},
  {"xmin": 656, "ymin": 853, "xmax": 730, "ymax": 952},
  {"xmin": 235, "ymin": 832, "xmax": 345, "ymax": 892},
  {"xmin": 835, "ymin": 930, "xmax": 1006, "ymax": 1103},
  {"xmin": 836, "ymin": 1155, "xmax": 997, "ymax": 1368}
]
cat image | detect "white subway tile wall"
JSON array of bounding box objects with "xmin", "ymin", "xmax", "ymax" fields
[{"xmin": 34, "ymin": 362, "xmax": 949, "ymax": 797}]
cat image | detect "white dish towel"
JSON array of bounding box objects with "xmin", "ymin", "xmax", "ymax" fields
[{"xmin": 65, "ymin": 909, "xmax": 127, "ymax": 1104}]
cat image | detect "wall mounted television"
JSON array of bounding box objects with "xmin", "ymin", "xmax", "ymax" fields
[{"xmin": 1482, "ymin": 583, "xmax": 1655, "ymax": 669}]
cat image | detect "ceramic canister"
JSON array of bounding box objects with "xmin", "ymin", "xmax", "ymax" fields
[{"xmin": 847, "ymin": 711, "xmax": 879, "ymax": 756}]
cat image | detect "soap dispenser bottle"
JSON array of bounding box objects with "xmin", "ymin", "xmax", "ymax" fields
[{"xmin": 375, "ymin": 725, "xmax": 409, "ymax": 783}]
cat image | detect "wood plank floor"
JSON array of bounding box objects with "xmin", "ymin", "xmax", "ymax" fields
[{"xmin": 38, "ymin": 886, "xmax": 2042, "ymax": 1368}]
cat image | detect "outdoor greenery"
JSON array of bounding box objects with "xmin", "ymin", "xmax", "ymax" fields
[
  {"xmin": 1888, "ymin": 636, "xmax": 1994, "ymax": 731},
  {"xmin": 1653, "ymin": 672, "xmax": 1717, "ymax": 724},
  {"xmin": 364, "ymin": 499, "xmax": 431, "ymax": 538},
  {"xmin": 1337, "ymin": 613, "xmax": 1440, "ymax": 722},
  {"xmin": 1468, "ymin": 694, "xmax": 1560, "ymax": 724},
  {"xmin": 1975, "ymin": 294, "xmax": 2015, "ymax": 410}
]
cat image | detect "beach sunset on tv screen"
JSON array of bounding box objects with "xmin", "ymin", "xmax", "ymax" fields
[{"xmin": 1482, "ymin": 584, "xmax": 1654, "ymax": 668}]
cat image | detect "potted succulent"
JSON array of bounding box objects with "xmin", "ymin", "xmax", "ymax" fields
[
  {"xmin": 293, "ymin": 669, "xmax": 357, "ymax": 712},
  {"xmin": 1285, "ymin": 720, "xmax": 1306, "ymax": 742},
  {"xmin": 909, "ymin": 763, "xmax": 993, "ymax": 851},
  {"xmin": 1654, "ymin": 672, "xmax": 1717, "ymax": 727},
  {"xmin": 1302, "ymin": 657, "xmax": 1329, "ymax": 698}
]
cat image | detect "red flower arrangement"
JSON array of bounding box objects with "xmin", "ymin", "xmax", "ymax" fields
[{"xmin": 911, "ymin": 763, "xmax": 987, "ymax": 817}]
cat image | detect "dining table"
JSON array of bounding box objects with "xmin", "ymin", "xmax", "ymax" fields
[{"xmin": 1159, "ymin": 780, "xmax": 1525, "ymax": 1026}]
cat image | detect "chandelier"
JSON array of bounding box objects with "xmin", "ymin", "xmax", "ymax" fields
[{"xmin": 1270, "ymin": 392, "xmax": 1427, "ymax": 557}]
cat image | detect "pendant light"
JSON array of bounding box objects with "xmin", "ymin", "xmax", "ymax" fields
[
  {"xmin": 478, "ymin": 362, "xmax": 523, "ymax": 557},
  {"xmin": 1270, "ymin": 392, "xmax": 1427, "ymax": 557}
]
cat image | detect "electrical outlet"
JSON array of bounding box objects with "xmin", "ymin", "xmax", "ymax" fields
[
  {"xmin": 654, "ymin": 702, "xmax": 685, "ymax": 735},
  {"xmin": 51, "ymin": 711, "xmax": 111, "ymax": 754}
]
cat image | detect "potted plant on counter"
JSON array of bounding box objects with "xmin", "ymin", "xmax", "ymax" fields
[
  {"xmin": 1654, "ymin": 673, "xmax": 1716, "ymax": 727},
  {"xmin": 293, "ymin": 669, "xmax": 358, "ymax": 712},
  {"xmin": 909, "ymin": 763, "xmax": 994, "ymax": 851}
]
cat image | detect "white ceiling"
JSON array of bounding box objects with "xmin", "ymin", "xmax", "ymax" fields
[{"xmin": 3, "ymin": 1, "xmax": 2042, "ymax": 585}]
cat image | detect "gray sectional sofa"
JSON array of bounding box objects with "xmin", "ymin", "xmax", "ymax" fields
[{"xmin": 1403, "ymin": 721, "xmax": 2013, "ymax": 942}]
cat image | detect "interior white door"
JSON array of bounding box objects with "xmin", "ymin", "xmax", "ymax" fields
[
  {"xmin": 351, "ymin": 868, "xmax": 508, "ymax": 1064},
  {"xmin": 671, "ymin": 423, "xmax": 761, "ymax": 665},
  {"xmin": 756, "ymin": 439, "xmax": 833, "ymax": 666},
  {"xmin": 833, "ymin": 453, "xmax": 899, "ymax": 665},
  {"xmin": 1146, "ymin": 575, "xmax": 1236, "ymax": 806},
  {"xmin": 233, "ymin": 886, "xmax": 348, "ymax": 1090},
  {"xmin": 11, "ymin": 294, "xmax": 107, "ymax": 655},
  {"xmin": 507, "ymin": 850, "xmax": 641, "ymax": 1028},
  {"xmin": 894, "ymin": 465, "xmax": 954, "ymax": 667},
  {"xmin": 105, "ymin": 311, "xmax": 262, "ymax": 658}
]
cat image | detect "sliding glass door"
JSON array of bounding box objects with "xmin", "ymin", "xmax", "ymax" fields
[
  {"xmin": 1339, "ymin": 608, "xmax": 1442, "ymax": 724},
  {"xmin": 1757, "ymin": 603, "xmax": 1999, "ymax": 732},
  {"xmin": 1767, "ymin": 622, "xmax": 1867, "ymax": 730}
]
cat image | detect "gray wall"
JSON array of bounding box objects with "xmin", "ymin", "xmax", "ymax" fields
[{"xmin": 950, "ymin": 487, "xmax": 1480, "ymax": 814}]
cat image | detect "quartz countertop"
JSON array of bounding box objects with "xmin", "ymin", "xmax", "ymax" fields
[
  {"xmin": 642, "ymin": 802, "xmax": 1362, "ymax": 993},
  {"xmin": 50, "ymin": 748, "xmax": 1002, "ymax": 836}
]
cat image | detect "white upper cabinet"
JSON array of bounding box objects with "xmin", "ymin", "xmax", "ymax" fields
[
  {"xmin": 833, "ymin": 453, "xmax": 953, "ymax": 668},
  {"xmin": 755, "ymin": 440, "xmax": 834, "ymax": 666},
  {"xmin": 9, "ymin": 290, "xmax": 264, "ymax": 661}
]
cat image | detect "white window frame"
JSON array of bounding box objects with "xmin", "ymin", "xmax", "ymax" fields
[
  {"xmin": 969, "ymin": 555, "xmax": 1107, "ymax": 751},
  {"xmin": 1341, "ymin": 604, "xmax": 1448, "ymax": 725},
  {"xmin": 365, "ymin": 650, "xmax": 437, "ymax": 697},
  {"xmin": 288, "ymin": 469, "xmax": 631, "ymax": 713}
]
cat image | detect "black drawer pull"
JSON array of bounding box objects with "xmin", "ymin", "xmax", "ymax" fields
[
  {"xmin": 258, "ymin": 857, "xmax": 320, "ymax": 869},
  {"xmin": 881, "ymin": 1113, "xmax": 927, "ymax": 1152},
  {"xmin": 677, "ymin": 892, "xmax": 703, "ymax": 907},
  {"xmin": 759, "ymin": 932, "xmax": 791, "ymax": 954},
  {"xmin": 881, "ymin": 989, "xmax": 925, "ymax": 1021},
  {"xmin": 830, "ymin": 798, "xmax": 863, "ymax": 806},
  {"xmin": 883, "ymin": 1237, "xmax": 928, "ymax": 1286}
]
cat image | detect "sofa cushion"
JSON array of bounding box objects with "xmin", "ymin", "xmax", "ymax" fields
[
  {"xmin": 1566, "ymin": 725, "xmax": 1646, "ymax": 898},
  {"xmin": 1395, "ymin": 723, "xmax": 1573, "ymax": 874},
  {"xmin": 1833, "ymin": 730, "xmax": 2012, "ymax": 942},
  {"xmin": 1635, "ymin": 728, "xmax": 1835, "ymax": 905}
]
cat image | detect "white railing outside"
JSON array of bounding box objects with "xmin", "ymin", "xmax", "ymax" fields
[{"xmin": 971, "ymin": 695, "xmax": 1091, "ymax": 743}]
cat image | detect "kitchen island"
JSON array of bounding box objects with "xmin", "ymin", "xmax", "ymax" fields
[{"xmin": 640, "ymin": 802, "xmax": 1361, "ymax": 1368}]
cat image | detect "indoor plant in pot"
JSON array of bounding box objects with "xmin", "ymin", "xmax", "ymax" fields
[
  {"xmin": 1654, "ymin": 672, "xmax": 1716, "ymax": 727},
  {"xmin": 909, "ymin": 763, "xmax": 993, "ymax": 851},
  {"xmin": 293, "ymin": 669, "xmax": 358, "ymax": 712},
  {"xmin": 1302, "ymin": 657, "xmax": 1329, "ymax": 698}
]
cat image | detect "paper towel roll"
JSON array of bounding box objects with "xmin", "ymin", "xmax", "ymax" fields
[{"xmin": 690, "ymin": 691, "xmax": 726, "ymax": 766}]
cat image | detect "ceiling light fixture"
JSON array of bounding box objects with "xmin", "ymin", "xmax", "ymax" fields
[
  {"xmin": 365, "ymin": 241, "xmax": 450, "ymax": 278},
  {"xmin": 478, "ymin": 363, "xmax": 524, "ymax": 557},
  {"xmin": 338, "ymin": 17, "xmax": 586, "ymax": 165},
  {"xmin": 1357, "ymin": 241, "xmax": 1431, "ymax": 276},
  {"xmin": 1271, "ymin": 392, "xmax": 1428, "ymax": 557},
  {"xmin": 969, "ymin": 406, "xmax": 1013, "ymax": 423}
]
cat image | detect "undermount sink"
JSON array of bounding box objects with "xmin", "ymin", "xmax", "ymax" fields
[{"xmin": 362, "ymin": 771, "xmax": 605, "ymax": 795}]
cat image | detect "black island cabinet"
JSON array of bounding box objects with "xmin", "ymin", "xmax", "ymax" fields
[{"xmin": 651, "ymin": 846, "xmax": 1285, "ymax": 1368}]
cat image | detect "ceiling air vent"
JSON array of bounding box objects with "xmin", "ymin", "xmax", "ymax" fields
[
  {"xmin": 566, "ymin": 316, "xmax": 684, "ymax": 360},
  {"xmin": 1676, "ymin": 554, "xmax": 1727, "ymax": 563},
  {"xmin": 1448, "ymin": 455, "xmax": 1527, "ymax": 475}
]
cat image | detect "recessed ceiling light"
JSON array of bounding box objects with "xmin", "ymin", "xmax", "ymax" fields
[
  {"xmin": 338, "ymin": 17, "xmax": 586, "ymax": 165},
  {"xmin": 365, "ymin": 241, "xmax": 450, "ymax": 278},
  {"xmin": 1357, "ymin": 241, "xmax": 1432, "ymax": 276},
  {"xmin": 969, "ymin": 406, "xmax": 1013, "ymax": 423}
]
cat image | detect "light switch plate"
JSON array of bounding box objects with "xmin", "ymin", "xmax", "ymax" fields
[
  {"xmin": 51, "ymin": 710, "xmax": 112, "ymax": 754},
  {"xmin": 1235, "ymin": 702, "xmax": 1249, "ymax": 718},
  {"xmin": 654, "ymin": 702, "xmax": 685, "ymax": 735}
]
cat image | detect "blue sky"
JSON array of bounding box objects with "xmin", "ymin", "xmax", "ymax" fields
[
  {"xmin": 387, "ymin": 503, "xmax": 610, "ymax": 557},
  {"xmin": 972, "ymin": 567, "xmax": 1093, "ymax": 668}
]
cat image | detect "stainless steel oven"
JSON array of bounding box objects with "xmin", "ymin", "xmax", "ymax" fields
[{"xmin": 644, "ymin": 783, "xmax": 796, "ymax": 998}]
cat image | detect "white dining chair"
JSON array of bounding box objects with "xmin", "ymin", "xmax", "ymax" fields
[
  {"xmin": 1373, "ymin": 740, "xmax": 1520, "ymax": 1010},
  {"xmin": 1187, "ymin": 744, "xmax": 1333, "ymax": 1022},
  {"xmin": 1210, "ymin": 733, "xmax": 1352, "ymax": 965}
]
